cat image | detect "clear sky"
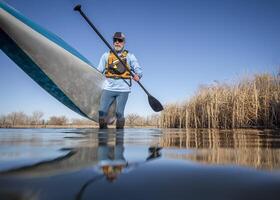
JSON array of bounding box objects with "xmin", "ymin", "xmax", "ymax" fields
[{"xmin": 0, "ymin": 0, "xmax": 279, "ymax": 119}]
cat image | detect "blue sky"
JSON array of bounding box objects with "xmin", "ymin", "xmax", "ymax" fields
[{"xmin": 0, "ymin": 0, "xmax": 279, "ymax": 119}]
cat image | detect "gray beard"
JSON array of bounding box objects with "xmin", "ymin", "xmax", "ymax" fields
[{"xmin": 114, "ymin": 46, "xmax": 124, "ymax": 52}]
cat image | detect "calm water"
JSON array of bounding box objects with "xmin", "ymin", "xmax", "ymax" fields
[{"xmin": 0, "ymin": 128, "xmax": 280, "ymax": 200}]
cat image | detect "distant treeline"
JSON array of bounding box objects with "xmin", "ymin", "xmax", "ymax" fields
[
  {"xmin": 159, "ymin": 73, "xmax": 280, "ymax": 129},
  {"xmin": 0, "ymin": 111, "xmax": 97, "ymax": 128},
  {"xmin": 0, "ymin": 111, "xmax": 158, "ymax": 128}
]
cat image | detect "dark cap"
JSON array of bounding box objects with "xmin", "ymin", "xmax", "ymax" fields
[{"xmin": 113, "ymin": 32, "xmax": 126, "ymax": 40}]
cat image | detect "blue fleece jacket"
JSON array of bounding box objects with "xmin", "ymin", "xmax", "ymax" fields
[{"xmin": 97, "ymin": 50, "xmax": 143, "ymax": 92}]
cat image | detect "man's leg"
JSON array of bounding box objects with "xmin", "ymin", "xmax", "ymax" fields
[
  {"xmin": 115, "ymin": 92, "xmax": 129, "ymax": 129},
  {"xmin": 99, "ymin": 90, "xmax": 116, "ymax": 129}
]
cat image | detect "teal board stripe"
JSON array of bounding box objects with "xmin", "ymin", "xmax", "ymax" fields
[
  {"xmin": 0, "ymin": 28, "xmax": 88, "ymax": 118},
  {"xmin": 0, "ymin": 2, "xmax": 93, "ymax": 67}
]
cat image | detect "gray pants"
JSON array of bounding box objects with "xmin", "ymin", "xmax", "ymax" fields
[{"xmin": 99, "ymin": 90, "xmax": 129, "ymax": 120}]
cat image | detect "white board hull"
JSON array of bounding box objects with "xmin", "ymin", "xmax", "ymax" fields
[{"xmin": 0, "ymin": 2, "xmax": 115, "ymax": 122}]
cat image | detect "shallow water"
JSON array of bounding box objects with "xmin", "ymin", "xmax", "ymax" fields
[{"xmin": 0, "ymin": 128, "xmax": 280, "ymax": 200}]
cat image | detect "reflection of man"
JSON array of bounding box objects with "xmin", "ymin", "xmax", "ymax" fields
[
  {"xmin": 96, "ymin": 132, "xmax": 162, "ymax": 182},
  {"xmin": 76, "ymin": 131, "xmax": 162, "ymax": 199},
  {"xmin": 97, "ymin": 131, "xmax": 127, "ymax": 182}
]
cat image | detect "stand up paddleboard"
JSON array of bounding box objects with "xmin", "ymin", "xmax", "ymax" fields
[{"xmin": 0, "ymin": 2, "xmax": 115, "ymax": 122}]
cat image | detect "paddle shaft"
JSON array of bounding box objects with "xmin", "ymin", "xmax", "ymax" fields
[{"xmin": 74, "ymin": 6, "xmax": 150, "ymax": 96}]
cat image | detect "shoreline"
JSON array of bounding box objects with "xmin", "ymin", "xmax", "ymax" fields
[
  {"xmin": 0, "ymin": 125, "xmax": 158, "ymax": 129},
  {"xmin": 0, "ymin": 125, "xmax": 278, "ymax": 131}
]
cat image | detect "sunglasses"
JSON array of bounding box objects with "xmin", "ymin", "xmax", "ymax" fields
[{"xmin": 113, "ymin": 38, "xmax": 124, "ymax": 43}]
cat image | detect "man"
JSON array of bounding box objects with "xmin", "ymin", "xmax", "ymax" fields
[{"xmin": 97, "ymin": 32, "xmax": 142, "ymax": 129}]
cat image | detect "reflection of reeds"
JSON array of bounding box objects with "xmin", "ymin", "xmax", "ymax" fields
[
  {"xmin": 159, "ymin": 129, "xmax": 280, "ymax": 170},
  {"xmin": 160, "ymin": 73, "xmax": 280, "ymax": 128}
]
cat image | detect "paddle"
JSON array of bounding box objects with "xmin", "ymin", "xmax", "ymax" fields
[{"xmin": 74, "ymin": 5, "xmax": 163, "ymax": 112}]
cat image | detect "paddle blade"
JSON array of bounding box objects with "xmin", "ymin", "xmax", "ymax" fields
[{"xmin": 148, "ymin": 95, "xmax": 164, "ymax": 112}]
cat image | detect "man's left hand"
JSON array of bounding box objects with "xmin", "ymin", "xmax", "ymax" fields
[{"xmin": 133, "ymin": 74, "xmax": 140, "ymax": 82}]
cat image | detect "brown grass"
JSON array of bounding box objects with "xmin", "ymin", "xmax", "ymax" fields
[{"xmin": 159, "ymin": 73, "xmax": 280, "ymax": 129}]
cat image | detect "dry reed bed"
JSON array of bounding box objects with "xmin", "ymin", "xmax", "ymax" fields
[{"xmin": 159, "ymin": 73, "xmax": 280, "ymax": 128}]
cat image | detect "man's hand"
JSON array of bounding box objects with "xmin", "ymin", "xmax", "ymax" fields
[{"xmin": 133, "ymin": 74, "xmax": 140, "ymax": 82}]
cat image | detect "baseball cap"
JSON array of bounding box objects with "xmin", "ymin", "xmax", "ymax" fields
[{"xmin": 113, "ymin": 32, "xmax": 125, "ymax": 40}]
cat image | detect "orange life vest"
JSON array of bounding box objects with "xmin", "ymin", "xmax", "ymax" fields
[{"xmin": 105, "ymin": 50, "xmax": 131, "ymax": 79}]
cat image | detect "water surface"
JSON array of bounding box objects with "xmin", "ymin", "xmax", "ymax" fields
[{"xmin": 0, "ymin": 128, "xmax": 280, "ymax": 200}]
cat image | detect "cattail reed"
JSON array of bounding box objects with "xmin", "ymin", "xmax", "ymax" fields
[{"xmin": 160, "ymin": 73, "xmax": 280, "ymax": 129}]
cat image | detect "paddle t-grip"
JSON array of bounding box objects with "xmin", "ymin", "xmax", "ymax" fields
[{"xmin": 74, "ymin": 5, "xmax": 81, "ymax": 11}]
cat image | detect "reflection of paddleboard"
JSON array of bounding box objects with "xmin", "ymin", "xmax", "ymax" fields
[{"xmin": 0, "ymin": 2, "xmax": 115, "ymax": 122}]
